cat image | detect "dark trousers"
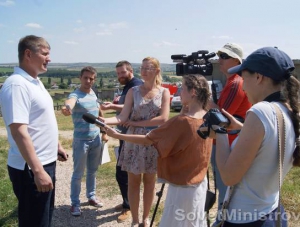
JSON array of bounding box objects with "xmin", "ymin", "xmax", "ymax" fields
[
  {"xmin": 8, "ymin": 162, "xmax": 56, "ymax": 227},
  {"xmin": 116, "ymin": 140, "xmax": 130, "ymax": 209}
]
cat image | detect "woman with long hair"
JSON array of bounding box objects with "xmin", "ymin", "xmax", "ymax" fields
[
  {"xmin": 100, "ymin": 57, "xmax": 170, "ymax": 226},
  {"xmin": 203, "ymin": 47, "xmax": 300, "ymax": 226},
  {"xmin": 104, "ymin": 74, "xmax": 212, "ymax": 227}
]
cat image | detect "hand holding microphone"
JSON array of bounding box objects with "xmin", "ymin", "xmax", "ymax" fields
[{"xmin": 82, "ymin": 113, "xmax": 121, "ymax": 133}]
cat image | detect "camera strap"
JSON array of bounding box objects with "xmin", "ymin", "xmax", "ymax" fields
[
  {"xmin": 213, "ymin": 127, "xmax": 228, "ymax": 134},
  {"xmin": 208, "ymin": 122, "xmax": 227, "ymax": 134}
]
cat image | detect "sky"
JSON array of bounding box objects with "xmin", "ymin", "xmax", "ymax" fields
[{"xmin": 1, "ymin": 0, "xmax": 300, "ymax": 64}]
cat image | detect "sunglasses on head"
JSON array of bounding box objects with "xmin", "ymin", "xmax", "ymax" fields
[{"xmin": 219, "ymin": 52, "xmax": 232, "ymax": 60}]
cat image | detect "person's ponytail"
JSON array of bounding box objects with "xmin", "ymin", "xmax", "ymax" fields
[{"xmin": 283, "ymin": 76, "xmax": 300, "ymax": 166}]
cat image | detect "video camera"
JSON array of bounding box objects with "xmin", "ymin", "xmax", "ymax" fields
[
  {"xmin": 197, "ymin": 108, "xmax": 230, "ymax": 139},
  {"xmin": 171, "ymin": 50, "xmax": 216, "ymax": 76},
  {"xmin": 197, "ymin": 108, "xmax": 245, "ymax": 139}
]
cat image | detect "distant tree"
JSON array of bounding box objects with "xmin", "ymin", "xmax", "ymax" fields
[
  {"xmin": 60, "ymin": 77, "xmax": 64, "ymax": 84},
  {"xmin": 68, "ymin": 78, "xmax": 72, "ymax": 85},
  {"xmin": 99, "ymin": 77, "xmax": 103, "ymax": 88},
  {"xmin": 134, "ymin": 73, "xmax": 141, "ymax": 79},
  {"xmin": 59, "ymin": 83, "xmax": 68, "ymax": 89},
  {"xmin": 166, "ymin": 76, "xmax": 171, "ymax": 82},
  {"xmin": 48, "ymin": 77, "xmax": 51, "ymax": 84},
  {"xmin": 43, "ymin": 82, "xmax": 51, "ymax": 89}
]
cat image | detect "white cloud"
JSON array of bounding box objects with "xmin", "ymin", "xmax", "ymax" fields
[
  {"xmin": 96, "ymin": 22, "xmax": 128, "ymax": 36},
  {"xmin": 109, "ymin": 22, "xmax": 128, "ymax": 29},
  {"xmin": 7, "ymin": 40, "xmax": 14, "ymax": 43},
  {"xmin": 25, "ymin": 23, "xmax": 43, "ymax": 29},
  {"xmin": 98, "ymin": 22, "xmax": 128, "ymax": 30},
  {"xmin": 64, "ymin": 41, "xmax": 79, "ymax": 45},
  {"xmin": 76, "ymin": 19, "xmax": 82, "ymax": 23},
  {"xmin": 73, "ymin": 27, "xmax": 85, "ymax": 33},
  {"xmin": 96, "ymin": 30, "xmax": 112, "ymax": 36},
  {"xmin": 212, "ymin": 35, "xmax": 232, "ymax": 39},
  {"xmin": 153, "ymin": 41, "xmax": 180, "ymax": 47},
  {"xmin": 0, "ymin": 0, "xmax": 15, "ymax": 6}
]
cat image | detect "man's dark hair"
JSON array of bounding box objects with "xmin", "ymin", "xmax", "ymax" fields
[
  {"xmin": 116, "ymin": 60, "xmax": 133, "ymax": 72},
  {"xmin": 80, "ymin": 66, "xmax": 97, "ymax": 77}
]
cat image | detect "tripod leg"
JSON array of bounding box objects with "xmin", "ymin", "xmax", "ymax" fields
[
  {"xmin": 207, "ymin": 210, "xmax": 210, "ymax": 227},
  {"xmin": 150, "ymin": 183, "xmax": 165, "ymax": 227}
]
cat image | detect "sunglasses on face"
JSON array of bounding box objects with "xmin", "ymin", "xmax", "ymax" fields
[{"xmin": 219, "ymin": 53, "xmax": 232, "ymax": 60}]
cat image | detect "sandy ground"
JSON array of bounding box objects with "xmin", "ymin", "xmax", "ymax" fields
[{"xmin": 52, "ymin": 133, "xmax": 168, "ymax": 227}]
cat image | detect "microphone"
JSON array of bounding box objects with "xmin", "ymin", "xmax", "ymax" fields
[
  {"xmin": 171, "ymin": 54, "xmax": 186, "ymax": 60},
  {"xmin": 82, "ymin": 113, "xmax": 121, "ymax": 133},
  {"xmin": 205, "ymin": 52, "xmax": 216, "ymax": 59},
  {"xmin": 82, "ymin": 113, "xmax": 106, "ymax": 127}
]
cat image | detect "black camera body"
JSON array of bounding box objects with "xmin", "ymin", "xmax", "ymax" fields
[
  {"xmin": 171, "ymin": 50, "xmax": 216, "ymax": 76},
  {"xmin": 197, "ymin": 108, "xmax": 230, "ymax": 139}
]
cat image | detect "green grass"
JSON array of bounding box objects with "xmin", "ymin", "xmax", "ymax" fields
[
  {"xmin": 282, "ymin": 168, "xmax": 300, "ymax": 215},
  {"xmin": 55, "ymin": 111, "xmax": 74, "ymax": 131},
  {"xmin": 0, "ymin": 136, "xmax": 18, "ymax": 227},
  {"xmin": 0, "ymin": 67, "xmax": 13, "ymax": 73},
  {"xmin": 48, "ymin": 89, "xmax": 74, "ymax": 96}
]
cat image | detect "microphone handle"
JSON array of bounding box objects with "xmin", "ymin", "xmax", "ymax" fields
[{"xmin": 95, "ymin": 120, "xmax": 122, "ymax": 133}]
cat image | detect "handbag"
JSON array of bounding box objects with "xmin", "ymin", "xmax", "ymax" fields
[
  {"xmin": 205, "ymin": 167, "xmax": 217, "ymax": 227},
  {"xmin": 205, "ymin": 168, "xmax": 216, "ymax": 212}
]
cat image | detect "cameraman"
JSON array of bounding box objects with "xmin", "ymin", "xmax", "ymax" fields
[{"xmin": 209, "ymin": 43, "xmax": 251, "ymax": 226}]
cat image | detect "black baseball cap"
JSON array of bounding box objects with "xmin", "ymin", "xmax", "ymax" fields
[{"xmin": 228, "ymin": 47, "xmax": 294, "ymax": 81}]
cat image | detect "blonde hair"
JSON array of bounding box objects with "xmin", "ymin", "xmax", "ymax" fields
[{"xmin": 142, "ymin": 57, "xmax": 162, "ymax": 86}]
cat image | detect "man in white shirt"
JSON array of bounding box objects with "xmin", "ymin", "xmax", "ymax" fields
[{"xmin": 0, "ymin": 35, "xmax": 68, "ymax": 227}]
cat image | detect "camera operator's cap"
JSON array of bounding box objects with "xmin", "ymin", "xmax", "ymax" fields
[
  {"xmin": 217, "ymin": 43, "xmax": 243, "ymax": 63},
  {"xmin": 228, "ymin": 47, "xmax": 294, "ymax": 81}
]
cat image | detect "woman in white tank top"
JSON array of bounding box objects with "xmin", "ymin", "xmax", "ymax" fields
[{"xmin": 201, "ymin": 47, "xmax": 300, "ymax": 227}]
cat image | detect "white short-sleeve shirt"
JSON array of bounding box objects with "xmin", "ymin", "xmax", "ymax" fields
[{"xmin": 0, "ymin": 67, "xmax": 58, "ymax": 170}]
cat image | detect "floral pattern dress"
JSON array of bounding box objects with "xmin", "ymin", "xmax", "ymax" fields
[{"xmin": 118, "ymin": 85, "xmax": 165, "ymax": 175}]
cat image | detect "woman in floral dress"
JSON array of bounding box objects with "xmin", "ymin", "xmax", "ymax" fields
[{"xmin": 101, "ymin": 57, "xmax": 170, "ymax": 227}]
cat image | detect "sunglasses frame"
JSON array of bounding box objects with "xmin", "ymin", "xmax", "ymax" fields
[{"xmin": 219, "ymin": 52, "xmax": 233, "ymax": 60}]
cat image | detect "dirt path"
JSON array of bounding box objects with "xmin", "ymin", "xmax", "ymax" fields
[
  {"xmin": 52, "ymin": 134, "xmax": 167, "ymax": 227},
  {"xmin": 53, "ymin": 136, "xmax": 123, "ymax": 227}
]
